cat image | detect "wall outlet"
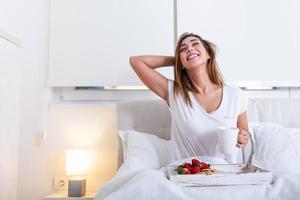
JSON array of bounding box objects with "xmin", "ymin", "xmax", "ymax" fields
[{"xmin": 54, "ymin": 177, "xmax": 68, "ymax": 191}]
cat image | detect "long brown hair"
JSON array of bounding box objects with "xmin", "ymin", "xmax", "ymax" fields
[{"xmin": 173, "ymin": 33, "xmax": 224, "ymax": 107}]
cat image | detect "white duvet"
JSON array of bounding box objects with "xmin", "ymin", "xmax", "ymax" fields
[{"xmin": 96, "ymin": 123, "xmax": 300, "ymax": 200}]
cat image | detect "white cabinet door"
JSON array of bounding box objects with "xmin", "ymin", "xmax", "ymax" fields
[
  {"xmin": 177, "ymin": 0, "xmax": 300, "ymax": 86},
  {"xmin": 290, "ymin": 88, "xmax": 300, "ymax": 98},
  {"xmin": 49, "ymin": 0, "xmax": 174, "ymax": 87},
  {"xmin": 242, "ymin": 89, "xmax": 289, "ymax": 99}
]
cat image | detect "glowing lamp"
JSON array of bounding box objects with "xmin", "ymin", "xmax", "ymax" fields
[{"xmin": 66, "ymin": 149, "xmax": 89, "ymax": 197}]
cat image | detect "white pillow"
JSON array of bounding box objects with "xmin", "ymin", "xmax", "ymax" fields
[
  {"xmin": 118, "ymin": 130, "xmax": 172, "ymax": 169},
  {"xmin": 114, "ymin": 155, "xmax": 151, "ymax": 178},
  {"xmin": 251, "ymin": 123, "xmax": 300, "ymax": 173}
]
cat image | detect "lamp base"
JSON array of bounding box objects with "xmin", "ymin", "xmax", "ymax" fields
[{"xmin": 68, "ymin": 179, "xmax": 86, "ymax": 197}]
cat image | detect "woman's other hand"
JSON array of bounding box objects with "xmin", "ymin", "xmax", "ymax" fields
[
  {"xmin": 236, "ymin": 111, "xmax": 250, "ymax": 148},
  {"xmin": 236, "ymin": 129, "xmax": 250, "ymax": 148}
]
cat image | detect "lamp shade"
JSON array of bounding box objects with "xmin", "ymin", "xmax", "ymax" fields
[{"xmin": 66, "ymin": 149, "xmax": 89, "ymax": 176}]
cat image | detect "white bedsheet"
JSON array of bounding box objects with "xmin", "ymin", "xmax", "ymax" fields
[
  {"xmin": 96, "ymin": 166, "xmax": 300, "ymax": 200},
  {"xmin": 96, "ymin": 156, "xmax": 300, "ymax": 200}
]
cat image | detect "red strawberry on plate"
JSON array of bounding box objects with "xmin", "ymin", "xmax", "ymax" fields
[
  {"xmin": 199, "ymin": 162, "xmax": 209, "ymax": 170},
  {"xmin": 191, "ymin": 166, "xmax": 200, "ymax": 174},
  {"xmin": 182, "ymin": 162, "xmax": 192, "ymax": 169},
  {"xmin": 177, "ymin": 167, "xmax": 191, "ymax": 174},
  {"xmin": 192, "ymin": 159, "xmax": 200, "ymax": 166},
  {"xmin": 176, "ymin": 165, "xmax": 184, "ymax": 170}
]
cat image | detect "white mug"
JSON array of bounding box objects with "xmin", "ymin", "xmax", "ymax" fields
[
  {"xmin": 224, "ymin": 117, "xmax": 237, "ymax": 128},
  {"xmin": 217, "ymin": 126, "xmax": 239, "ymax": 155}
]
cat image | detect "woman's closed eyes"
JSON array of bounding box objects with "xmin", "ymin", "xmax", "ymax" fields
[{"xmin": 180, "ymin": 42, "xmax": 200, "ymax": 52}]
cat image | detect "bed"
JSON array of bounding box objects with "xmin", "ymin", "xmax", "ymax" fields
[{"xmin": 96, "ymin": 98, "xmax": 300, "ymax": 200}]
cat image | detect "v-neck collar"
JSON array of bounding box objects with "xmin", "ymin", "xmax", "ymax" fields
[{"xmin": 190, "ymin": 85, "xmax": 225, "ymax": 115}]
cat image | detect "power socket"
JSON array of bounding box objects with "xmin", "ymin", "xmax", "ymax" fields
[{"xmin": 54, "ymin": 177, "xmax": 68, "ymax": 191}]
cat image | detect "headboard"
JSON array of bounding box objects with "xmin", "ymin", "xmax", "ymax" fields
[
  {"xmin": 116, "ymin": 99, "xmax": 171, "ymax": 167},
  {"xmin": 116, "ymin": 98, "xmax": 300, "ymax": 168},
  {"xmin": 247, "ymin": 98, "xmax": 300, "ymax": 128}
]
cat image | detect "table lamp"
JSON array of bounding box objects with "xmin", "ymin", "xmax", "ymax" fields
[{"xmin": 66, "ymin": 149, "xmax": 90, "ymax": 197}]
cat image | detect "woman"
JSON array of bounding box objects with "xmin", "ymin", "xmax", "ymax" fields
[{"xmin": 129, "ymin": 32, "xmax": 250, "ymax": 161}]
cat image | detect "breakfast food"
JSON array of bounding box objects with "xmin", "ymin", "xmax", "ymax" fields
[{"xmin": 176, "ymin": 159, "xmax": 216, "ymax": 175}]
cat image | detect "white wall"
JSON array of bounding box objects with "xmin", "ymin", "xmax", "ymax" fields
[
  {"xmin": 4, "ymin": 0, "xmax": 117, "ymax": 198},
  {"xmin": 0, "ymin": 45, "xmax": 20, "ymax": 200},
  {"xmin": 0, "ymin": 0, "xmax": 50, "ymax": 200},
  {"xmin": 1, "ymin": 1, "xmax": 148, "ymax": 199},
  {"xmin": 46, "ymin": 106, "xmax": 117, "ymax": 192},
  {"xmin": 14, "ymin": 0, "xmax": 50, "ymax": 199}
]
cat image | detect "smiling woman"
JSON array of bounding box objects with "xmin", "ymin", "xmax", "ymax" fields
[
  {"xmin": 129, "ymin": 32, "xmax": 250, "ymax": 162},
  {"xmin": 173, "ymin": 33, "xmax": 223, "ymax": 107}
]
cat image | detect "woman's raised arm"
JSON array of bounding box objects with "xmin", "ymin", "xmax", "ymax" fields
[{"xmin": 129, "ymin": 55, "xmax": 174, "ymax": 102}]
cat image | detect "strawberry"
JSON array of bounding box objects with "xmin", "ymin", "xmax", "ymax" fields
[
  {"xmin": 183, "ymin": 168, "xmax": 191, "ymax": 174},
  {"xmin": 191, "ymin": 166, "xmax": 200, "ymax": 174},
  {"xmin": 199, "ymin": 162, "xmax": 209, "ymax": 170},
  {"xmin": 177, "ymin": 167, "xmax": 191, "ymax": 174},
  {"xmin": 176, "ymin": 167, "xmax": 184, "ymax": 174},
  {"xmin": 182, "ymin": 162, "xmax": 192, "ymax": 169},
  {"xmin": 192, "ymin": 159, "xmax": 200, "ymax": 166},
  {"xmin": 176, "ymin": 165, "xmax": 184, "ymax": 171}
]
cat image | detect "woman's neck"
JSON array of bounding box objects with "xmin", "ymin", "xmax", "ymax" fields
[{"xmin": 187, "ymin": 65, "xmax": 215, "ymax": 94}]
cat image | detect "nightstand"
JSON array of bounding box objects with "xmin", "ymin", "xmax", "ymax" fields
[{"xmin": 45, "ymin": 191, "xmax": 96, "ymax": 200}]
